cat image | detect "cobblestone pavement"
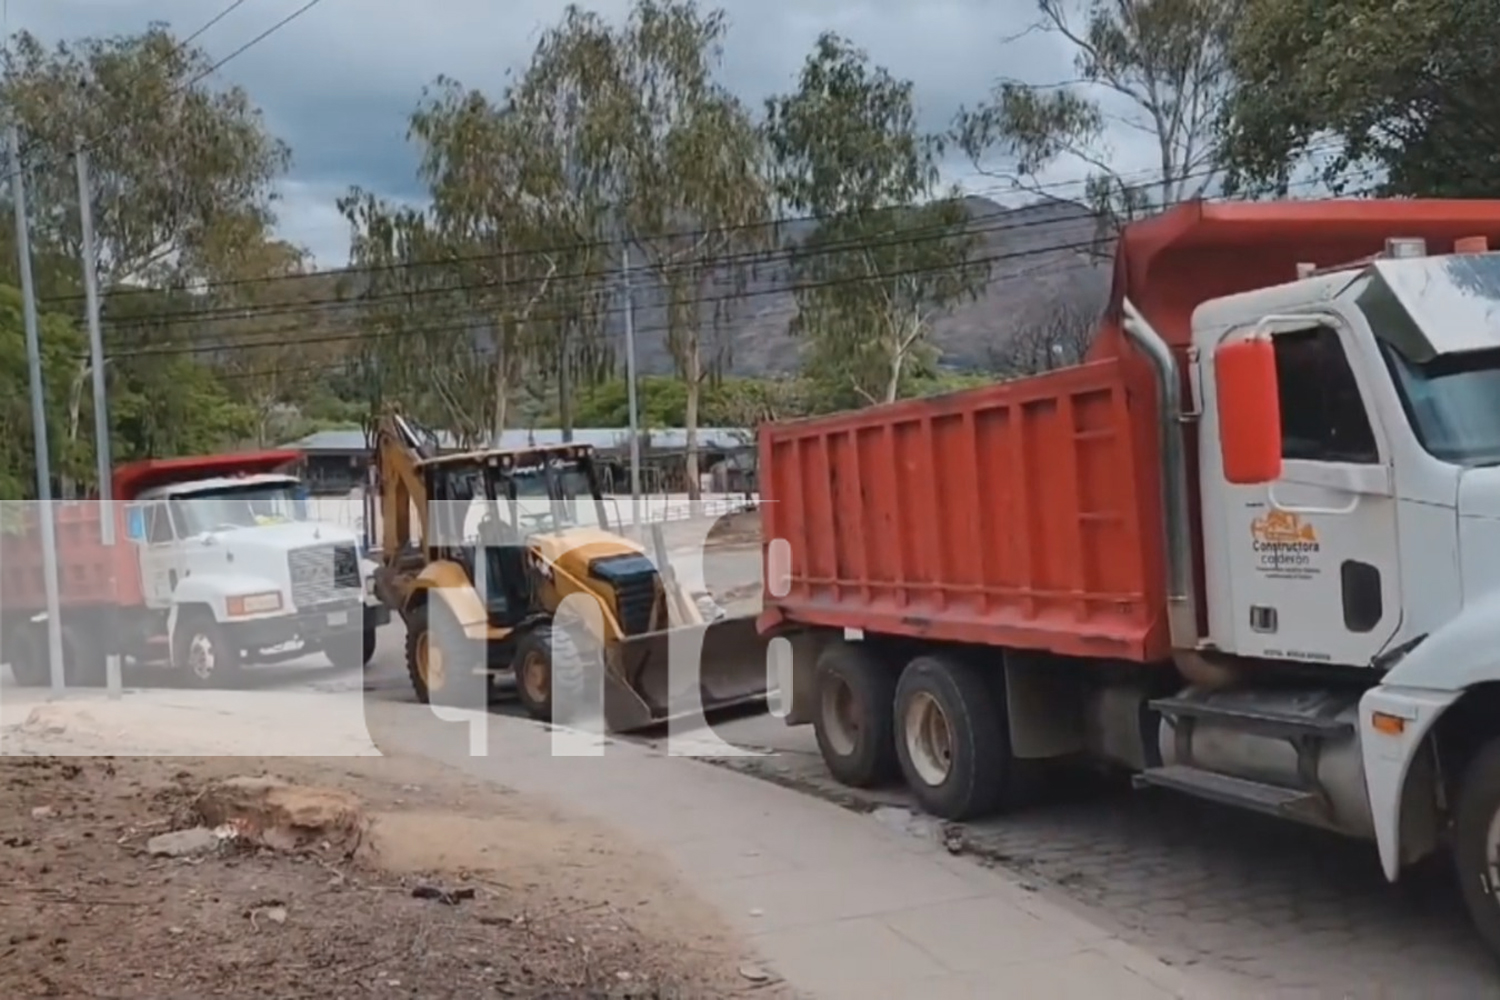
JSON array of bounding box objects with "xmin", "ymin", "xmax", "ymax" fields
[{"xmin": 694, "ymin": 712, "xmax": 1500, "ymax": 1000}]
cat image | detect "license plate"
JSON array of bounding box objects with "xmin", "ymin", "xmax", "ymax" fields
[{"xmin": 326, "ymin": 610, "xmax": 349, "ymax": 627}]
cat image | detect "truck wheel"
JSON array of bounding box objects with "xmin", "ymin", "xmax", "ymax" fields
[
  {"xmin": 1453, "ymin": 737, "xmax": 1500, "ymax": 959},
  {"xmin": 812, "ymin": 642, "xmax": 899, "ymax": 788},
  {"xmin": 4, "ymin": 625, "xmax": 48, "ymax": 687},
  {"xmin": 893, "ymin": 653, "xmax": 1009, "ymax": 821},
  {"xmin": 174, "ymin": 615, "xmax": 241, "ymax": 688},
  {"xmin": 321, "ymin": 628, "xmax": 378, "ymax": 672}
]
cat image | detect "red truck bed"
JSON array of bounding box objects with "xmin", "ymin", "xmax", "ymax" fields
[
  {"xmin": 0, "ymin": 503, "xmax": 144, "ymax": 611},
  {"xmin": 757, "ymin": 198, "xmax": 1500, "ymax": 663},
  {"xmin": 757, "ymin": 357, "xmax": 1166, "ymax": 660}
]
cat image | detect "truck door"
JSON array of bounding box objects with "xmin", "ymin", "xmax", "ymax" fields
[
  {"xmin": 1219, "ymin": 321, "xmax": 1402, "ymax": 666},
  {"xmin": 138, "ymin": 503, "xmax": 180, "ymax": 608}
]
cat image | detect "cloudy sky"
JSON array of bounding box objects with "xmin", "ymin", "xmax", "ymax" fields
[{"xmin": 14, "ymin": 0, "xmax": 1163, "ymax": 266}]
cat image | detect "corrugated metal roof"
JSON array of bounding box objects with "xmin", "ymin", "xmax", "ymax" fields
[{"xmin": 285, "ymin": 427, "xmax": 754, "ymax": 453}]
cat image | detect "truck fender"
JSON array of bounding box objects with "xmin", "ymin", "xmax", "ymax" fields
[
  {"xmin": 167, "ymin": 573, "xmax": 283, "ymax": 665},
  {"xmin": 1359, "ymin": 684, "xmax": 1460, "ymax": 882},
  {"xmin": 1359, "ymin": 595, "xmax": 1500, "ymax": 880}
]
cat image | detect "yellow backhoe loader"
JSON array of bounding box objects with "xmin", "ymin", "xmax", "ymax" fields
[{"xmin": 366, "ymin": 410, "xmax": 768, "ymax": 732}]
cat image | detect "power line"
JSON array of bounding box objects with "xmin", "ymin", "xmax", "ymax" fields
[
  {"xmin": 97, "ymin": 198, "xmax": 1094, "ymax": 335},
  {"xmin": 95, "ymin": 163, "xmax": 1377, "ymax": 358},
  {"xmin": 107, "ymin": 173, "xmax": 1382, "ymax": 370},
  {"xmin": 3, "ymin": 0, "xmax": 327, "ymax": 188},
  {"xmin": 51, "ymin": 140, "xmax": 1350, "ymax": 309}
]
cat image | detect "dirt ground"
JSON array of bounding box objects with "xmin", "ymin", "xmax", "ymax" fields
[{"xmin": 0, "ymin": 752, "xmax": 790, "ymax": 999}]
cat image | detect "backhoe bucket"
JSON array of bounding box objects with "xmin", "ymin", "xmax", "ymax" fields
[{"xmin": 602, "ymin": 615, "xmax": 770, "ymax": 734}]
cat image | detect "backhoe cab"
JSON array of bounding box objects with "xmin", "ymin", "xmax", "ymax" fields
[{"xmin": 369, "ymin": 411, "xmax": 768, "ymax": 732}]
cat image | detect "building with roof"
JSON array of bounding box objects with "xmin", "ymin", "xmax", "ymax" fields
[{"xmin": 285, "ymin": 426, "xmax": 756, "ymax": 496}]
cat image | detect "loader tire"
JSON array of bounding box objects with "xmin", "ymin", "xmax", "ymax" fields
[
  {"xmin": 1453, "ymin": 737, "xmax": 1500, "ymax": 961},
  {"xmin": 813, "ymin": 642, "xmax": 899, "ymax": 788},
  {"xmin": 893, "ymin": 653, "xmax": 1009, "ymax": 821},
  {"xmin": 405, "ymin": 600, "xmax": 464, "ymax": 705},
  {"xmin": 515, "ymin": 625, "xmax": 591, "ymax": 725}
]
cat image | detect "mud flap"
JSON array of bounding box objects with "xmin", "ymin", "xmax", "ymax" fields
[{"xmin": 606, "ymin": 615, "xmax": 770, "ymax": 733}]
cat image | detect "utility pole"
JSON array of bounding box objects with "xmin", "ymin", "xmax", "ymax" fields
[
  {"xmin": 621, "ymin": 244, "xmax": 642, "ymax": 533},
  {"xmin": 75, "ymin": 140, "xmax": 121, "ymax": 698},
  {"xmin": 10, "ymin": 123, "xmax": 66, "ymax": 694}
]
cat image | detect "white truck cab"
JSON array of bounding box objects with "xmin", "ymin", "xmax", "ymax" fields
[
  {"xmin": 1181, "ymin": 239, "xmax": 1500, "ymax": 952},
  {"xmin": 124, "ymin": 472, "xmax": 390, "ymax": 682}
]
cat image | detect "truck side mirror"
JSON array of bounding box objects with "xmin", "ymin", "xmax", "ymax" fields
[{"xmin": 1214, "ymin": 335, "xmax": 1283, "ymax": 485}]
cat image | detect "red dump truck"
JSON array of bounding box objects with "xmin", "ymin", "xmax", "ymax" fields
[
  {"xmin": 758, "ymin": 199, "xmax": 1500, "ymax": 956},
  {"xmin": 1, "ymin": 450, "xmax": 387, "ymax": 688}
]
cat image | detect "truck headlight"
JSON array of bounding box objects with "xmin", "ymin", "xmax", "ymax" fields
[{"xmin": 227, "ymin": 591, "xmax": 283, "ymax": 616}]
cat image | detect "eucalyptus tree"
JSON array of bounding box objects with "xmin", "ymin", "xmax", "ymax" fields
[
  {"xmin": 524, "ymin": 1, "xmax": 773, "ymax": 498},
  {"xmin": 338, "ymin": 188, "xmax": 494, "ymax": 448},
  {"xmin": 0, "ymin": 25, "xmax": 291, "ymax": 466},
  {"xmin": 766, "ymin": 33, "xmax": 988, "ymax": 406},
  {"xmin": 953, "ymin": 0, "xmax": 1240, "ymax": 242},
  {"xmin": 0, "ymin": 26, "xmax": 291, "ymax": 290}
]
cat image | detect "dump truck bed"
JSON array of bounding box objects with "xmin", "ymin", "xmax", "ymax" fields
[
  {"xmin": 757, "ymin": 355, "xmax": 1170, "ymax": 662},
  {"xmin": 0, "ymin": 503, "xmax": 143, "ymax": 613}
]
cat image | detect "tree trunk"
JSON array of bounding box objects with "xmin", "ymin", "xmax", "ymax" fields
[
  {"xmin": 493, "ymin": 346, "xmax": 510, "ymax": 441},
  {"xmin": 63, "ymin": 363, "xmax": 91, "ymax": 499},
  {"xmin": 884, "ymin": 340, "xmax": 904, "ymax": 404}
]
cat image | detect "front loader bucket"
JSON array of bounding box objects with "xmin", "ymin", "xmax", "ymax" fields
[{"xmin": 602, "ymin": 615, "xmax": 770, "ymax": 734}]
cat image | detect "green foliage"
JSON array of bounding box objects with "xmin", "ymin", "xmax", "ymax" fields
[
  {"xmin": 0, "ymin": 286, "xmax": 88, "ymax": 499},
  {"xmin": 1221, "ymin": 0, "xmax": 1500, "ymax": 198},
  {"xmin": 954, "ymin": 0, "xmax": 1239, "ymax": 237},
  {"xmin": 1, "ymin": 26, "xmax": 291, "ymax": 289},
  {"xmin": 766, "ymin": 34, "xmax": 988, "ymax": 405}
]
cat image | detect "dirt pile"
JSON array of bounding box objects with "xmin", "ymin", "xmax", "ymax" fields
[{"xmin": 0, "ymin": 755, "xmax": 789, "ymax": 999}]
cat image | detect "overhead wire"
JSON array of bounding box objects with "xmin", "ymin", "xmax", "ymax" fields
[
  {"xmin": 115, "ymin": 168, "xmax": 1383, "ymax": 389},
  {"xmin": 97, "ymin": 161, "xmax": 1381, "ymax": 364},
  {"xmin": 47, "ymin": 136, "xmax": 1352, "ymax": 310},
  {"xmin": 1, "ymin": 0, "xmax": 327, "ymax": 187}
]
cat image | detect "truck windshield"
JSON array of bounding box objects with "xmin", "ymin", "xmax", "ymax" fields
[
  {"xmin": 1378, "ymin": 342, "xmax": 1500, "ymax": 465},
  {"xmin": 170, "ymin": 483, "xmax": 303, "ymax": 534}
]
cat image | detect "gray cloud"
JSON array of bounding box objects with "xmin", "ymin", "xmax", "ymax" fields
[{"xmin": 19, "ymin": 0, "xmax": 1159, "ymax": 264}]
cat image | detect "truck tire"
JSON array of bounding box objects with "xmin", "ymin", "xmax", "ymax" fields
[
  {"xmin": 4, "ymin": 625, "xmax": 48, "ymax": 687},
  {"xmin": 1453, "ymin": 737, "xmax": 1500, "ymax": 959},
  {"xmin": 321, "ymin": 628, "xmax": 378, "ymax": 672},
  {"xmin": 893, "ymin": 653, "xmax": 1010, "ymax": 821},
  {"xmin": 812, "ymin": 642, "xmax": 899, "ymax": 788},
  {"xmin": 173, "ymin": 614, "xmax": 242, "ymax": 688}
]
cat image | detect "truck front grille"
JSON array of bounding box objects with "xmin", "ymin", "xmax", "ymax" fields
[{"xmin": 288, "ymin": 543, "xmax": 361, "ymax": 609}]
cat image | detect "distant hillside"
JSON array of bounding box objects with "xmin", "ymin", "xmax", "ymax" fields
[{"xmin": 611, "ymin": 194, "xmax": 1113, "ymax": 376}]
